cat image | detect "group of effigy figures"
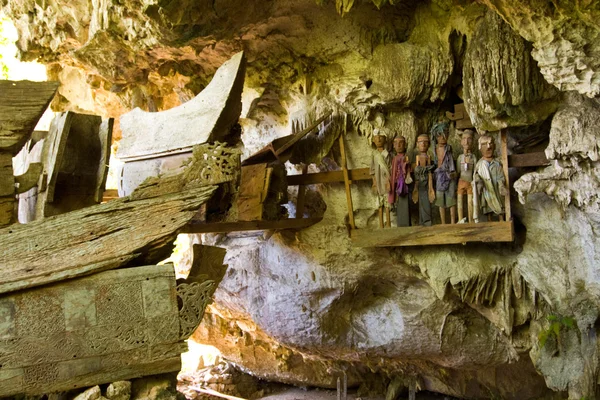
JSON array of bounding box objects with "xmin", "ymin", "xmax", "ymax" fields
[{"xmin": 370, "ymin": 122, "xmax": 507, "ymax": 228}]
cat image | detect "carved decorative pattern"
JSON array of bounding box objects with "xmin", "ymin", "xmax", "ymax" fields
[
  {"xmin": 96, "ymin": 282, "xmax": 144, "ymax": 325},
  {"xmin": 177, "ymin": 281, "xmax": 216, "ymax": 339},
  {"xmin": 0, "ymin": 265, "xmax": 201, "ymax": 397},
  {"xmin": 15, "ymin": 293, "xmax": 64, "ymax": 336},
  {"xmin": 24, "ymin": 363, "xmax": 59, "ymax": 389},
  {"xmin": 183, "ymin": 142, "xmax": 241, "ymax": 186}
]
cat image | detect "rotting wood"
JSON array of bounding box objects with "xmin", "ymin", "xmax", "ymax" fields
[
  {"xmin": 182, "ymin": 217, "xmax": 322, "ymax": 234},
  {"xmin": 0, "ymin": 185, "xmax": 216, "ymax": 295},
  {"xmin": 0, "ymin": 80, "xmax": 59, "ymax": 154},
  {"xmin": 237, "ymin": 163, "xmax": 270, "ymax": 221},
  {"xmin": 350, "ymin": 221, "xmax": 514, "ymax": 247},
  {"xmin": 0, "ymin": 263, "xmax": 218, "ymax": 396}
]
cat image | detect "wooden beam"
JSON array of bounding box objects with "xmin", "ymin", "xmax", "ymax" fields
[
  {"xmin": 507, "ymin": 152, "xmax": 549, "ymax": 168},
  {"xmin": 286, "ymin": 152, "xmax": 549, "ymax": 188},
  {"xmin": 339, "ymin": 130, "xmax": 355, "ymax": 229},
  {"xmin": 501, "ymin": 129, "xmax": 512, "ymax": 221},
  {"xmin": 296, "ymin": 164, "xmax": 308, "ymax": 218},
  {"xmin": 182, "ymin": 217, "xmax": 322, "ymax": 234},
  {"xmin": 350, "ymin": 221, "xmax": 514, "ymax": 247}
]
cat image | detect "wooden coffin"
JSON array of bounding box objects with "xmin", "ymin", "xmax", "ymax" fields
[
  {"xmin": 0, "ymin": 263, "xmax": 217, "ymax": 396},
  {"xmin": 116, "ymin": 52, "xmax": 246, "ymax": 196},
  {"xmin": 0, "ymin": 185, "xmax": 216, "ymax": 295},
  {"xmin": 117, "ymin": 52, "xmax": 246, "ymax": 162},
  {"xmin": 16, "ymin": 112, "xmax": 114, "ymax": 220}
]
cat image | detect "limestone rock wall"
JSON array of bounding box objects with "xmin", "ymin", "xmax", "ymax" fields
[
  {"xmin": 480, "ymin": 0, "xmax": 600, "ymax": 97},
  {"xmin": 3, "ymin": 0, "xmax": 600, "ymax": 398}
]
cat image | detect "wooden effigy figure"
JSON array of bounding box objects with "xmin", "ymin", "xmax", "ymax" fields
[
  {"xmin": 390, "ymin": 136, "xmax": 412, "ymax": 227},
  {"xmin": 473, "ymin": 134, "xmax": 507, "ymax": 221},
  {"xmin": 456, "ymin": 129, "xmax": 477, "ymax": 223},
  {"xmin": 431, "ymin": 122, "xmax": 457, "ymax": 224},
  {"xmin": 412, "ymin": 134, "xmax": 435, "ymax": 226}
]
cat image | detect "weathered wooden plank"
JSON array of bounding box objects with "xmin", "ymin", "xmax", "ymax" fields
[
  {"xmin": 507, "ymin": 152, "xmax": 549, "ymax": 168},
  {"xmin": 350, "ymin": 221, "xmax": 514, "ymax": 247},
  {"xmin": 182, "ymin": 217, "xmax": 323, "ymax": 234},
  {"xmin": 0, "ymin": 185, "xmax": 216, "ymax": 295},
  {"xmin": 43, "ymin": 112, "xmax": 73, "ymax": 204},
  {"xmin": 296, "ymin": 164, "xmax": 308, "ymax": 218},
  {"xmin": 0, "ymin": 80, "xmax": 59, "ymax": 154},
  {"xmin": 117, "ymin": 52, "xmax": 246, "ymax": 161},
  {"xmin": 242, "ymin": 112, "xmax": 331, "ymax": 166},
  {"xmin": 237, "ymin": 163, "xmax": 268, "ymax": 221}
]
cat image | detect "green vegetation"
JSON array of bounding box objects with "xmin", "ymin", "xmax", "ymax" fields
[
  {"xmin": 0, "ymin": 17, "xmax": 10, "ymax": 79},
  {"xmin": 538, "ymin": 314, "xmax": 577, "ymax": 352}
]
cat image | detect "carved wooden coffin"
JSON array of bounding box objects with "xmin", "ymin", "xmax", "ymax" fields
[
  {"xmin": 0, "ymin": 264, "xmax": 215, "ymax": 396},
  {"xmin": 31, "ymin": 112, "xmax": 114, "ymax": 220},
  {"xmin": 116, "ymin": 52, "xmax": 246, "ymax": 196},
  {"xmin": 0, "ymin": 185, "xmax": 216, "ymax": 295}
]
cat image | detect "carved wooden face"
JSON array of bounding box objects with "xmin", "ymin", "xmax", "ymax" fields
[
  {"xmin": 461, "ymin": 132, "xmax": 474, "ymax": 152},
  {"xmin": 394, "ymin": 137, "xmax": 407, "ymax": 153},
  {"xmin": 436, "ymin": 132, "xmax": 448, "ymax": 145},
  {"xmin": 417, "ymin": 135, "xmax": 430, "ymax": 153},
  {"xmin": 479, "ymin": 136, "xmax": 495, "ymax": 158},
  {"xmin": 373, "ymin": 134, "xmax": 387, "ymax": 148}
]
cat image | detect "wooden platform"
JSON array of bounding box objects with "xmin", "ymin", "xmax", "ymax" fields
[
  {"xmin": 183, "ymin": 217, "xmax": 322, "ymax": 234},
  {"xmin": 350, "ymin": 221, "xmax": 514, "ymax": 247}
]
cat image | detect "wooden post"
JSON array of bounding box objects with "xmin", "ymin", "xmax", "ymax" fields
[
  {"xmin": 500, "ymin": 129, "xmax": 512, "ymax": 221},
  {"xmin": 296, "ymin": 163, "xmax": 308, "ymax": 218},
  {"xmin": 339, "ymin": 117, "xmax": 355, "ymax": 229}
]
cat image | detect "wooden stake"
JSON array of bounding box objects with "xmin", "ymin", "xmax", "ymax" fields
[
  {"xmin": 339, "ymin": 116, "xmax": 355, "ymax": 229},
  {"xmin": 296, "ymin": 163, "xmax": 308, "ymax": 218},
  {"xmin": 500, "ymin": 129, "xmax": 512, "ymax": 221}
]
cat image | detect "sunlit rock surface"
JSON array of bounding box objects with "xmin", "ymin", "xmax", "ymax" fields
[{"xmin": 3, "ymin": 0, "xmax": 600, "ymax": 398}]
